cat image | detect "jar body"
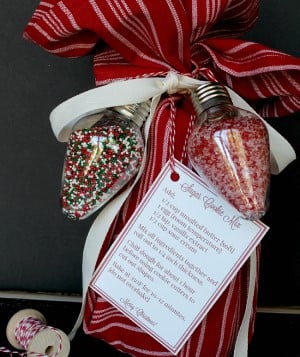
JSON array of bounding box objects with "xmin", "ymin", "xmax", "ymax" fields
[
  {"xmin": 61, "ymin": 110, "xmax": 144, "ymax": 220},
  {"xmin": 188, "ymin": 103, "xmax": 270, "ymax": 220}
]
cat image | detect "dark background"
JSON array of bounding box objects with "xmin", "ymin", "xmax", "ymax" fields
[{"xmin": 0, "ymin": 0, "xmax": 299, "ymax": 308}]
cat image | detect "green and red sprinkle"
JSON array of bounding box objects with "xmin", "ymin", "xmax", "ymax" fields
[{"xmin": 61, "ymin": 124, "xmax": 144, "ymax": 220}]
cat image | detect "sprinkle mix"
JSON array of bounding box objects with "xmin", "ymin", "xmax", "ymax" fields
[
  {"xmin": 188, "ymin": 115, "xmax": 270, "ymax": 220},
  {"xmin": 61, "ymin": 124, "xmax": 144, "ymax": 220}
]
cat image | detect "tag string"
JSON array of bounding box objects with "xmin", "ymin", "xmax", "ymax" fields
[
  {"xmin": 168, "ymin": 95, "xmax": 177, "ymax": 176},
  {"xmin": 132, "ymin": 66, "xmax": 214, "ymax": 177},
  {"xmin": 165, "ymin": 95, "xmax": 196, "ymax": 181},
  {"xmin": 181, "ymin": 113, "xmax": 197, "ymax": 164}
]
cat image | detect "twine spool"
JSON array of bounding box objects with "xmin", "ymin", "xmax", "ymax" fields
[{"xmin": 6, "ymin": 309, "xmax": 70, "ymax": 357}]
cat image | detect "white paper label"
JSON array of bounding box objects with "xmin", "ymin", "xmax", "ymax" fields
[{"xmin": 90, "ymin": 159, "xmax": 269, "ymax": 354}]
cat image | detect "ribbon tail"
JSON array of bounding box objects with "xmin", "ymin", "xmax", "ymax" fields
[{"xmin": 198, "ymin": 38, "xmax": 300, "ymax": 118}]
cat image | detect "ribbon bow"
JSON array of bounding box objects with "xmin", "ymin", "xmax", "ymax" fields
[{"xmin": 24, "ymin": 0, "xmax": 300, "ymax": 117}]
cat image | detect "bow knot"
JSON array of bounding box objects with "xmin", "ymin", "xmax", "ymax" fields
[
  {"xmin": 160, "ymin": 71, "xmax": 201, "ymax": 95},
  {"xmin": 161, "ymin": 72, "xmax": 181, "ymax": 94}
]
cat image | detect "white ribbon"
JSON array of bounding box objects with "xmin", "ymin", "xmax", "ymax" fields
[
  {"xmin": 51, "ymin": 72, "xmax": 296, "ymax": 348},
  {"xmin": 50, "ymin": 71, "xmax": 296, "ymax": 174}
]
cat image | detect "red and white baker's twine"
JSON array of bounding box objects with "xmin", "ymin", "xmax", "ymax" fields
[
  {"xmin": 166, "ymin": 94, "xmax": 196, "ymax": 180},
  {"xmin": 181, "ymin": 113, "xmax": 197, "ymax": 163},
  {"xmin": 124, "ymin": 64, "xmax": 217, "ymax": 83},
  {"xmin": 0, "ymin": 317, "xmax": 63, "ymax": 357},
  {"xmin": 168, "ymin": 95, "xmax": 177, "ymax": 175},
  {"xmin": 134, "ymin": 66, "xmax": 216, "ymax": 176}
]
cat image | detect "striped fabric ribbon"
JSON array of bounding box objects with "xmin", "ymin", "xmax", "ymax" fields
[
  {"xmin": 23, "ymin": 1, "xmax": 300, "ymax": 356},
  {"xmin": 24, "ymin": 0, "xmax": 300, "ymax": 117}
]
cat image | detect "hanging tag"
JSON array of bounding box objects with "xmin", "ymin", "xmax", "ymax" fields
[{"xmin": 90, "ymin": 159, "xmax": 269, "ymax": 355}]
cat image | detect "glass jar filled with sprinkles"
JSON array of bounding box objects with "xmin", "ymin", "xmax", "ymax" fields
[
  {"xmin": 61, "ymin": 101, "xmax": 151, "ymax": 220},
  {"xmin": 188, "ymin": 82, "xmax": 271, "ymax": 220}
]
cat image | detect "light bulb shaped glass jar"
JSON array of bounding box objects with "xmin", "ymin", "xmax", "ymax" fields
[
  {"xmin": 187, "ymin": 82, "xmax": 270, "ymax": 220},
  {"xmin": 61, "ymin": 101, "xmax": 150, "ymax": 220}
]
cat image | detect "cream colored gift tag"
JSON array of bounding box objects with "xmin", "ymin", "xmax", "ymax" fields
[{"xmin": 90, "ymin": 159, "xmax": 269, "ymax": 355}]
